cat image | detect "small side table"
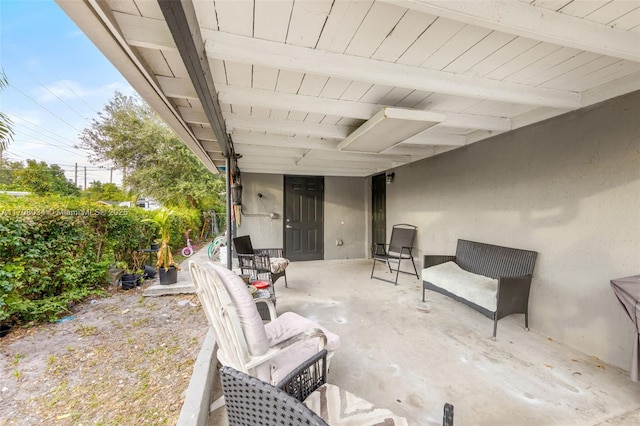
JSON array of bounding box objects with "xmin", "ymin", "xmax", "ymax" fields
[
  {"xmin": 253, "ymin": 281, "xmax": 276, "ymax": 321},
  {"xmin": 610, "ymin": 275, "xmax": 640, "ymax": 382}
]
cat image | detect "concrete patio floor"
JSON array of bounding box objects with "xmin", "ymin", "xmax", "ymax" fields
[{"xmin": 208, "ymin": 258, "xmax": 640, "ymax": 426}]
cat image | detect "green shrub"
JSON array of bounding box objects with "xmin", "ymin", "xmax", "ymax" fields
[
  {"xmin": 0, "ymin": 195, "xmax": 205, "ymax": 325},
  {"xmin": 0, "ymin": 196, "xmax": 144, "ymax": 323}
]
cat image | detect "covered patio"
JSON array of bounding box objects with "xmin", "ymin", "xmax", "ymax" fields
[
  {"xmin": 199, "ymin": 258, "xmax": 640, "ymax": 425},
  {"xmin": 56, "ymin": 1, "xmax": 640, "ymax": 424}
]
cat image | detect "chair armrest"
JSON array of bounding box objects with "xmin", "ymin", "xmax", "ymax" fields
[
  {"xmin": 373, "ymin": 243, "xmax": 388, "ymax": 256},
  {"xmin": 496, "ymin": 275, "xmax": 533, "ymax": 318},
  {"xmin": 276, "ymin": 349, "xmax": 328, "ymax": 401},
  {"xmin": 254, "ymin": 298, "xmax": 277, "ymax": 321},
  {"xmin": 423, "ymin": 255, "xmax": 456, "ymax": 269},
  {"xmin": 245, "ymin": 328, "xmax": 328, "ymax": 370}
]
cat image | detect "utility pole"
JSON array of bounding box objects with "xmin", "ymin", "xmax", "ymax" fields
[
  {"xmin": 74, "ymin": 163, "xmax": 78, "ymax": 185},
  {"xmin": 84, "ymin": 166, "xmax": 87, "ymax": 190},
  {"xmin": 110, "ymin": 168, "xmax": 113, "ymax": 184}
]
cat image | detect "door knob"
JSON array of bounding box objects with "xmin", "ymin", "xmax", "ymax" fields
[{"xmin": 286, "ymin": 225, "xmax": 293, "ymax": 229}]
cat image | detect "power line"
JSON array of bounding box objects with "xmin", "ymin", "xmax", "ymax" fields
[
  {"xmin": 46, "ymin": 69, "xmax": 101, "ymax": 115},
  {"xmin": 9, "ymin": 115, "xmax": 85, "ymax": 148},
  {"xmin": 14, "ymin": 133, "xmax": 86, "ymax": 157},
  {"xmin": 8, "ymin": 83, "xmax": 84, "ymax": 133},
  {"xmin": 17, "ymin": 65, "xmax": 91, "ymax": 121}
]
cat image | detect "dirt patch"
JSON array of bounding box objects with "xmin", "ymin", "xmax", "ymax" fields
[{"xmin": 0, "ymin": 283, "xmax": 208, "ymax": 425}]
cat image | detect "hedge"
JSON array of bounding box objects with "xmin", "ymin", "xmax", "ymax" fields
[{"xmin": 0, "ymin": 195, "xmax": 202, "ymax": 324}]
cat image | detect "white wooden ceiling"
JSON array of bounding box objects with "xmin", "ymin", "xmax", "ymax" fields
[{"xmin": 58, "ymin": 0, "xmax": 640, "ymax": 177}]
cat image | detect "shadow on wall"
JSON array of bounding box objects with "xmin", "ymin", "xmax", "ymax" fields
[{"xmin": 393, "ymin": 92, "xmax": 640, "ymax": 368}]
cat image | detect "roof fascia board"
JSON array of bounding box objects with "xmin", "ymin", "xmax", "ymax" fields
[
  {"xmin": 55, "ymin": 0, "xmax": 219, "ymax": 173},
  {"xmin": 157, "ymin": 0, "xmax": 231, "ymax": 158}
]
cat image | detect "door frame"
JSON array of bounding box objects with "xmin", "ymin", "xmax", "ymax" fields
[{"xmin": 283, "ymin": 175, "xmax": 324, "ymax": 261}]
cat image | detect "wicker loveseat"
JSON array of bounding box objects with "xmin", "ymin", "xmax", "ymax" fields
[{"xmin": 422, "ymin": 239, "xmax": 538, "ymax": 338}]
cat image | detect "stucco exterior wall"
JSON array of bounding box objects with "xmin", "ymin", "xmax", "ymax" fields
[
  {"xmin": 385, "ymin": 91, "xmax": 640, "ymax": 370},
  {"xmin": 238, "ymin": 174, "xmax": 367, "ymax": 260},
  {"xmin": 235, "ymin": 173, "xmax": 284, "ymax": 248},
  {"xmin": 324, "ymin": 176, "xmax": 367, "ymax": 259}
]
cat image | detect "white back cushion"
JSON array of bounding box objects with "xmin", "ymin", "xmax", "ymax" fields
[{"xmin": 208, "ymin": 263, "xmax": 269, "ymax": 355}]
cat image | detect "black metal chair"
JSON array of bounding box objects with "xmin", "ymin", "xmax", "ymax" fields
[
  {"xmin": 220, "ymin": 350, "xmax": 329, "ymax": 426},
  {"xmin": 233, "ymin": 235, "xmax": 289, "ymax": 287},
  {"xmin": 371, "ymin": 224, "xmax": 419, "ymax": 285},
  {"xmin": 220, "ymin": 349, "xmax": 455, "ymax": 426}
]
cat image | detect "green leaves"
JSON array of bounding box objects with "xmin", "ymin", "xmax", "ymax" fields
[
  {"xmin": 0, "ymin": 196, "xmax": 141, "ymax": 324},
  {"xmin": 79, "ymin": 91, "xmax": 226, "ymax": 212}
]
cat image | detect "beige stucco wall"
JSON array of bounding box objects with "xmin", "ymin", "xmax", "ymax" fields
[
  {"xmin": 237, "ymin": 174, "xmax": 367, "ymax": 260},
  {"xmin": 234, "ymin": 173, "xmax": 284, "ymax": 248},
  {"xmin": 385, "ymin": 91, "xmax": 640, "ymax": 370}
]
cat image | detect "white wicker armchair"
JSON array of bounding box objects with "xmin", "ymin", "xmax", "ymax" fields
[{"xmin": 188, "ymin": 261, "xmax": 340, "ymax": 411}]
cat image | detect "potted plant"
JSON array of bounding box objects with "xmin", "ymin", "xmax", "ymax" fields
[{"xmin": 143, "ymin": 208, "xmax": 181, "ymax": 285}]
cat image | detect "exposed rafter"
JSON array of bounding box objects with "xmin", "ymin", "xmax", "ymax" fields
[
  {"xmin": 225, "ymin": 114, "xmax": 354, "ymax": 139},
  {"xmin": 385, "ymin": 0, "xmax": 640, "ymax": 62},
  {"xmin": 204, "ymin": 31, "xmax": 580, "ymax": 109},
  {"xmin": 231, "ymin": 131, "xmax": 340, "ymax": 151},
  {"xmin": 216, "ymin": 84, "xmax": 512, "ymax": 131}
]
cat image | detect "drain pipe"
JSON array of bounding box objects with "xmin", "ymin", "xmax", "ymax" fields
[{"xmin": 225, "ymin": 156, "xmax": 232, "ymax": 270}]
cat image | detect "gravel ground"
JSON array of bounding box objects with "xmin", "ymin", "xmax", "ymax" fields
[{"xmin": 0, "ymin": 282, "xmax": 209, "ymax": 425}]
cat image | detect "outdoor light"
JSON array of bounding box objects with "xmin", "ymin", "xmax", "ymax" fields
[
  {"xmin": 386, "ymin": 172, "xmax": 395, "ymax": 184},
  {"xmin": 337, "ymin": 107, "xmax": 444, "ymax": 153}
]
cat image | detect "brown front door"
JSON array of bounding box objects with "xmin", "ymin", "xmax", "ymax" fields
[{"xmin": 284, "ymin": 176, "xmax": 324, "ymax": 261}]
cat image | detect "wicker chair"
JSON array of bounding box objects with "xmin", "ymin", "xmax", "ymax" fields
[
  {"xmin": 189, "ymin": 260, "xmax": 340, "ymax": 412},
  {"xmin": 371, "ymin": 224, "xmax": 419, "ymax": 285},
  {"xmin": 233, "ymin": 235, "xmax": 289, "ymax": 287},
  {"xmin": 221, "ymin": 350, "xmax": 452, "ymax": 426}
]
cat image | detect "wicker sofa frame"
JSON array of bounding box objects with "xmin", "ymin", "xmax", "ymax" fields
[{"xmin": 422, "ymin": 239, "xmax": 538, "ymax": 338}]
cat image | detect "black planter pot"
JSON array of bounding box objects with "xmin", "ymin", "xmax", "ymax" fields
[
  {"xmin": 144, "ymin": 265, "xmax": 157, "ymax": 279},
  {"xmin": 0, "ymin": 324, "xmax": 13, "ymax": 338},
  {"xmin": 158, "ymin": 266, "xmax": 178, "ymax": 285},
  {"xmin": 121, "ymin": 273, "xmax": 138, "ymax": 290}
]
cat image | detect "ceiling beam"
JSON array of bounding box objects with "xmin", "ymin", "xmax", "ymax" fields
[
  {"xmin": 204, "ymin": 31, "xmax": 580, "ymax": 109},
  {"xmin": 236, "ymin": 162, "xmax": 376, "ymax": 177},
  {"xmin": 225, "ymin": 114, "xmax": 354, "ymax": 139},
  {"xmin": 385, "ymin": 0, "xmax": 640, "ymax": 63},
  {"xmin": 113, "ymin": 11, "xmax": 176, "ymax": 50},
  {"xmin": 158, "ymin": 0, "xmax": 231, "ymax": 158},
  {"xmin": 231, "ymin": 131, "xmax": 340, "ymax": 151},
  {"xmin": 217, "ymin": 84, "xmax": 512, "ymax": 131},
  {"xmin": 233, "ymin": 134, "xmax": 412, "ymax": 164}
]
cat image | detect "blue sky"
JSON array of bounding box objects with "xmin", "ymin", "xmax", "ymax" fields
[{"xmin": 1, "ymin": 0, "xmax": 135, "ymax": 186}]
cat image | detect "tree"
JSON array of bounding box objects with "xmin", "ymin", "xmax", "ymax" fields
[
  {"xmin": 83, "ymin": 181, "xmax": 128, "ymax": 201},
  {"xmin": 80, "ymin": 92, "xmax": 225, "ymax": 211},
  {"xmin": 0, "ymin": 70, "xmax": 15, "ymax": 160},
  {"xmin": 0, "ymin": 157, "xmax": 22, "ymax": 187},
  {"xmin": 14, "ymin": 160, "xmax": 80, "ymax": 196},
  {"xmin": 78, "ymin": 92, "xmax": 167, "ymax": 176}
]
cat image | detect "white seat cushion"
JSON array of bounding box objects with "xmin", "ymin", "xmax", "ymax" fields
[
  {"xmin": 269, "ymin": 257, "xmax": 289, "ymax": 274},
  {"xmin": 305, "ymin": 384, "xmax": 411, "ymax": 426},
  {"xmin": 208, "ymin": 263, "xmax": 270, "ymax": 356},
  {"xmin": 262, "ymin": 311, "xmax": 341, "ymax": 384},
  {"xmin": 422, "ymin": 261, "xmax": 498, "ymax": 311}
]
